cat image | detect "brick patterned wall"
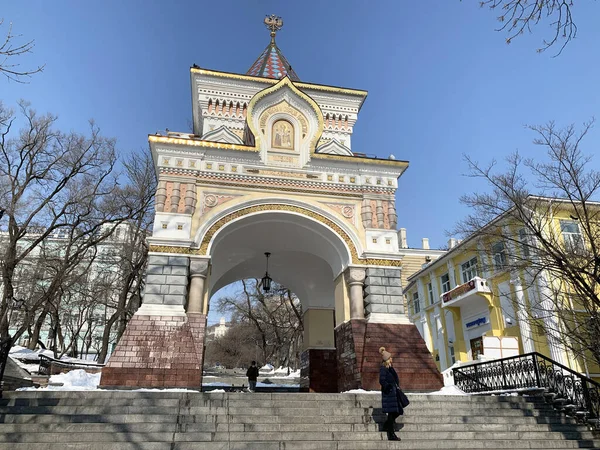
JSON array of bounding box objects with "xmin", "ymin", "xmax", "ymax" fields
[
  {"xmin": 99, "ymin": 313, "xmax": 206, "ymax": 389},
  {"xmin": 336, "ymin": 319, "xmax": 366, "ymax": 392},
  {"xmin": 300, "ymin": 349, "xmax": 338, "ymax": 393},
  {"xmin": 336, "ymin": 320, "xmax": 443, "ymax": 392}
]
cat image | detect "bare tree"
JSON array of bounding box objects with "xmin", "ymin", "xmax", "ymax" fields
[
  {"xmin": 0, "ymin": 19, "xmax": 44, "ymax": 82},
  {"xmin": 454, "ymin": 120, "xmax": 600, "ymax": 369},
  {"xmin": 475, "ymin": 0, "xmax": 579, "ymax": 54},
  {"xmin": 215, "ymin": 279, "xmax": 303, "ymax": 369},
  {"xmin": 205, "ymin": 322, "xmax": 260, "ymax": 369},
  {"xmin": 96, "ymin": 152, "xmax": 155, "ymax": 363},
  {"xmin": 0, "ymin": 101, "xmax": 153, "ymax": 360}
]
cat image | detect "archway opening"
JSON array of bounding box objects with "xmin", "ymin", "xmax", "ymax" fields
[
  {"xmin": 203, "ymin": 278, "xmax": 303, "ymax": 391},
  {"xmin": 204, "ymin": 210, "xmax": 352, "ymax": 392}
]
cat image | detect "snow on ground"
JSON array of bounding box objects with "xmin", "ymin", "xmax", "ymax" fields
[
  {"xmin": 258, "ymin": 366, "xmax": 300, "ymax": 378},
  {"xmin": 341, "ymin": 385, "xmax": 467, "ymax": 395},
  {"xmin": 18, "ymin": 369, "xmax": 101, "ymax": 391}
]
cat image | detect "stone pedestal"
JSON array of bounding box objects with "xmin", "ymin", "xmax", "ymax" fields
[
  {"xmin": 300, "ymin": 349, "xmax": 338, "ymax": 393},
  {"xmin": 99, "ymin": 312, "xmax": 206, "ymax": 389},
  {"xmin": 335, "ymin": 320, "xmax": 443, "ymax": 392}
]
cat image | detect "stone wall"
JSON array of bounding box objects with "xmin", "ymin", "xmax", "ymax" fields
[
  {"xmin": 335, "ymin": 320, "xmax": 443, "ymax": 392},
  {"xmin": 99, "ymin": 313, "xmax": 206, "ymax": 389},
  {"xmin": 300, "ymin": 349, "xmax": 337, "ymax": 393},
  {"xmin": 335, "ymin": 319, "xmax": 366, "ymax": 392},
  {"xmin": 363, "ymin": 268, "xmax": 404, "ymax": 318},
  {"xmin": 144, "ymin": 255, "xmax": 189, "ymax": 306}
]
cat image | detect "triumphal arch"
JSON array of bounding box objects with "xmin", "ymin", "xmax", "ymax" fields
[{"xmin": 100, "ymin": 16, "xmax": 442, "ymax": 392}]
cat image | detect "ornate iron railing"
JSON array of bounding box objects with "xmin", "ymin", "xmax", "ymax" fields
[
  {"xmin": 38, "ymin": 354, "xmax": 104, "ymax": 376},
  {"xmin": 453, "ymin": 352, "xmax": 600, "ymax": 428},
  {"xmin": 0, "ymin": 337, "xmax": 13, "ymax": 395}
]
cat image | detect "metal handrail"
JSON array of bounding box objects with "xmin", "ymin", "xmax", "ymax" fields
[{"xmin": 452, "ymin": 352, "xmax": 600, "ymax": 428}]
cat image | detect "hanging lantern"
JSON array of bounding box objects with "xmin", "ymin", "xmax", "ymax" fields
[{"xmin": 262, "ymin": 252, "xmax": 272, "ymax": 292}]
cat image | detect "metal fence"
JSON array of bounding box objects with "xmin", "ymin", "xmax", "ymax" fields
[{"xmin": 453, "ymin": 352, "xmax": 600, "ymax": 428}]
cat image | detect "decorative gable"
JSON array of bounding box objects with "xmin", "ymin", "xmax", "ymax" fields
[
  {"xmin": 316, "ymin": 139, "xmax": 353, "ymax": 156},
  {"xmin": 202, "ymin": 125, "xmax": 244, "ymax": 144},
  {"xmin": 246, "ymin": 77, "xmax": 324, "ymax": 168}
]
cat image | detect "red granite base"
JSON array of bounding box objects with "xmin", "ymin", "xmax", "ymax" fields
[
  {"xmin": 300, "ymin": 348, "xmax": 338, "ymax": 393},
  {"xmin": 335, "ymin": 320, "xmax": 443, "ymax": 392},
  {"xmin": 99, "ymin": 312, "xmax": 206, "ymax": 389}
]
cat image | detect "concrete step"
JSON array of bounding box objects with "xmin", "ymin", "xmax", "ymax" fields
[
  {"xmin": 0, "ymin": 431, "xmax": 598, "ymax": 444},
  {"xmin": 0, "ymin": 391, "xmax": 549, "ymax": 403},
  {"xmin": 0, "ymin": 391, "xmax": 594, "ymax": 450},
  {"xmin": 0, "ymin": 405, "xmax": 559, "ymax": 417},
  {"xmin": 0, "ymin": 412, "xmax": 578, "ymax": 425},
  {"xmin": 2, "ymin": 441, "xmax": 598, "ymax": 450},
  {"xmin": 0, "ymin": 421, "xmax": 589, "ymax": 433}
]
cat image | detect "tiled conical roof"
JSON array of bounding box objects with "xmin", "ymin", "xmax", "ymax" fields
[{"xmin": 246, "ymin": 15, "xmax": 300, "ymax": 81}]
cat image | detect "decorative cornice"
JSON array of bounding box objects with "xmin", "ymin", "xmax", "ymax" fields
[
  {"xmin": 158, "ymin": 168, "xmax": 396, "ymax": 196},
  {"xmin": 150, "ymin": 134, "xmax": 408, "ymax": 169},
  {"xmin": 149, "ymin": 135, "xmax": 259, "ymax": 152},
  {"xmin": 191, "ymin": 67, "xmax": 368, "ymax": 98}
]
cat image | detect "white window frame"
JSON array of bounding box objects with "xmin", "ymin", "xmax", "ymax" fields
[
  {"xmin": 492, "ymin": 241, "xmax": 507, "ymax": 271},
  {"xmin": 441, "ymin": 273, "xmax": 451, "ymax": 294},
  {"xmin": 518, "ymin": 228, "xmax": 530, "ymax": 258},
  {"xmin": 413, "ymin": 292, "xmax": 421, "ymax": 314},
  {"xmin": 560, "ymin": 220, "xmax": 583, "ymax": 251},
  {"xmin": 461, "ymin": 257, "xmax": 478, "ymax": 283},
  {"xmin": 427, "ymin": 282, "xmax": 434, "ymax": 306}
]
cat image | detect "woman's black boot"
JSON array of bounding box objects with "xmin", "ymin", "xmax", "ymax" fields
[{"xmin": 387, "ymin": 430, "xmax": 399, "ymax": 441}]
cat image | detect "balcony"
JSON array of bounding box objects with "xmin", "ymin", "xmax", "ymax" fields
[{"xmin": 441, "ymin": 276, "xmax": 492, "ymax": 308}]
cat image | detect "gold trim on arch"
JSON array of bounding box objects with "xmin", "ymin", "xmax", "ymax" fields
[{"xmin": 198, "ymin": 204, "xmax": 358, "ymax": 262}]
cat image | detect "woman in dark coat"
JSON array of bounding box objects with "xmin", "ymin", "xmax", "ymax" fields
[{"xmin": 379, "ymin": 346, "xmax": 409, "ymax": 441}]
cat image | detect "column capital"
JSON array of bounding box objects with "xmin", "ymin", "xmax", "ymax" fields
[
  {"xmin": 190, "ymin": 258, "xmax": 210, "ymax": 277},
  {"xmin": 345, "ymin": 267, "xmax": 366, "ymax": 285}
]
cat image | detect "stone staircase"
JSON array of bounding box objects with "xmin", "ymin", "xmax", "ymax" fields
[{"xmin": 0, "ymin": 391, "xmax": 598, "ymax": 449}]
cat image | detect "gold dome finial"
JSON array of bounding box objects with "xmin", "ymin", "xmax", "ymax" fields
[{"xmin": 264, "ymin": 14, "xmax": 283, "ymax": 43}]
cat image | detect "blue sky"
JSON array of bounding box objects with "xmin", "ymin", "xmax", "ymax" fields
[{"xmin": 3, "ymin": 1, "xmax": 600, "ymax": 323}]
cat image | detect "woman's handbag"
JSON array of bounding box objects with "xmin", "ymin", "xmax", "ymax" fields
[{"xmin": 396, "ymin": 386, "xmax": 410, "ymax": 408}]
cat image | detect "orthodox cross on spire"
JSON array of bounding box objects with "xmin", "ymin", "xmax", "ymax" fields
[{"xmin": 264, "ymin": 14, "xmax": 283, "ymax": 43}]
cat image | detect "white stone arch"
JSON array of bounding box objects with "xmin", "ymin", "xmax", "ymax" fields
[
  {"xmin": 193, "ymin": 198, "xmax": 362, "ymax": 310},
  {"xmin": 194, "ymin": 197, "xmax": 363, "ymax": 261}
]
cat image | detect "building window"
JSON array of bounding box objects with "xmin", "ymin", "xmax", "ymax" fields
[
  {"xmin": 161, "ymin": 223, "xmax": 167, "ymax": 229},
  {"xmin": 449, "ymin": 346, "xmax": 456, "ymax": 365},
  {"xmin": 413, "ymin": 292, "xmax": 421, "ymax": 313},
  {"xmin": 560, "ymin": 220, "xmax": 583, "ymax": 251},
  {"xmin": 427, "ymin": 282, "xmax": 434, "ymax": 305},
  {"xmin": 518, "ymin": 228, "xmax": 530, "ymax": 258},
  {"xmin": 461, "ymin": 257, "xmax": 478, "ymax": 283},
  {"xmin": 492, "ymin": 241, "xmax": 507, "ymax": 271},
  {"xmin": 177, "ymin": 224, "xmax": 183, "ymax": 230},
  {"xmin": 441, "ymin": 273, "xmax": 451, "ymax": 294}
]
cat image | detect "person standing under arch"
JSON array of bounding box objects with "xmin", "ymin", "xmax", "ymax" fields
[{"xmin": 246, "ymin": 361, "xmax": 259, "ymax": 392}]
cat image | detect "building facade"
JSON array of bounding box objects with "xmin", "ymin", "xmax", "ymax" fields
[{"xmin": 404, "ymin": 202, "xmax": 600, "ymax": 383}]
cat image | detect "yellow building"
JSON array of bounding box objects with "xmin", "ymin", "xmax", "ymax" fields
[{"xmin": 404, "ymin": 199, "xmax": 600, "ymax": 383}]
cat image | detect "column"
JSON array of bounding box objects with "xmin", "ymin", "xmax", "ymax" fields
[
  {"xmin": 188, "ymin": 258, "xmax": 210, "ymax": 314},
  {"xmin": 536, "ymin": 273, "xmax": 567, "ymax": 365},
  {"xmin": 346, "ymin": 267, "xmax": 366, "ymax": 319},
  {"xmin": 511, "ymin": 275, "xmax": 534, "ymax": 353}
]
